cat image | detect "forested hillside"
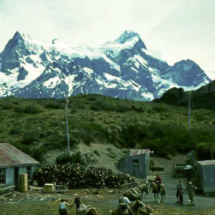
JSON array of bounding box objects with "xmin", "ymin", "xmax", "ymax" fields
[{"xmin": 0, "ymin": 94, "xmax": 214, "ymax": 162}]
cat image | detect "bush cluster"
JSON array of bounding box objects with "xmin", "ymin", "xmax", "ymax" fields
[{"xmin": 15, "ymin": 104, "xmax": 41, "ymax": 114}]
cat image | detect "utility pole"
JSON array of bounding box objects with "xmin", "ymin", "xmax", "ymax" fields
[
  {"xmin": 188, "ymin": 92, "xmax": 191, "ymax": 131},
  {"xmin": 65, "ymin": 98, "xmax": 70, "ymax": 153}
]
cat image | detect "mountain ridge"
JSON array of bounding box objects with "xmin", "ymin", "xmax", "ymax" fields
[
  {"xmin": 0, "ymin": 30, "xmax": 211, "ymax": 100},
  {"xmin": 155, "ymin": 80, "xmax": 215, "ymax": 110}
]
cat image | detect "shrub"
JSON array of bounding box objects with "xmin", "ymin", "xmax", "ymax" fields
[
  {"xmin": 166, "ymin": 154, "xmax": 172, "ymax": 160},
  {"xmin": 94, "ymin": 149, "xmax": 100, "ymax": 156},
  {"xmin": 31, "ymin": 147, "xmax": 46, "ymax": 162},
  {"xmin": 193, "ymin": 112, "xmax": 205, "ymax": 121},
  {"xmin": 106, "ymin": 147, "xmax": 114, "ymax": 153},
  {"xmin": 45, "ymin": 101, "xmax": 64, "ymax": 109},
  {"xmin": 107, "ymin": 151, "xmax": 117, "ymax": 159},
  {"xmin": 56, "ymin": 152, "xmax": 85, "ymax": 165},
  {"xmin": 150, "ymin": 159, "xmax": 155, "ymax": 167},
  {"xmin": 15, "ymin": 104, "xmax": 41, "ymax": 114},
  {"xmin": 22, "ymin": 130, "xmax": 39, "ymax": 144},
  {"xmin": 91, "ymin": 99, "xmax": 115, "ymax": 111},
  {"xmin": 9, "ymin": 125, "xmax": 22, "ymax": 135},
  {"xmin": 152, "ymin": 105, "xmax": 167, "ymax": 112},
  {"xmin": 131, "ymin": 105, "xmax": 145, "ymax": 112},
  {"xmin": 2, "ymin": 101, "xmax": 13, "ymax": 110}
]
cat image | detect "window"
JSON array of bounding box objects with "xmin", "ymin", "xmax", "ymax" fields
[
  {"xmin": 132, "ymin": 159, "xmax": 139, "ymax": 168},
  {"xmin": 0, "ymin": 169, "xmax": 6, "ymax": 184}
]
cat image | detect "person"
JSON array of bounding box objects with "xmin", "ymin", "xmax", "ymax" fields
[
  {"xmin": 59, "ymin": 199, "xmax": 70, "ymax": 215},
  {"xmin": 178, "ymin": 186, "xmax": 184, "ymax": 205},
  {"xmin": 176, "ymin": 180, "xmax": 183, "ymax": 203},
  {"xmin": 71, "ymin": 196, "xmax": 81, "ymax": 214},
  {"xmin": 118, "ymin": 196, "xmax": 132, "ymax": 215},
  {"xmin": 187, "ymin": 182, "xmax": 197, "ymax": 206},
  {"xmin": 155, "ymin": 173, "xmax": 162, "ymax": 192}
]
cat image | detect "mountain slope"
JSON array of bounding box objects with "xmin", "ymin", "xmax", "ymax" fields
[
  {"xmin": 0, "ymin": 30, "xmax": 211, "ymax": 100},
  {"xmin": 155, "ymin": 80, "xmax": 215, "ymax": 110}
]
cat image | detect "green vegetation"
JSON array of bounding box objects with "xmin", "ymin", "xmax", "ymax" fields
[
  {"xmin": 0, "ymin": 94, "xmax": 215, "ymax": 161},
  {"xmin": 56, "ymin": 152, "xmax": 86, "ymax": 165}
]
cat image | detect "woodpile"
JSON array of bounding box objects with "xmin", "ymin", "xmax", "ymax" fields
[{"xmin": 34, "ymin": 164, "xmax": 136, "ymax": 188}]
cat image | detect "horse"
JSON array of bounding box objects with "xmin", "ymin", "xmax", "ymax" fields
[
  {"xmin": 149, "ymin": 181, "xmax": 160, "ymax": 202},
  {"xmin": 138, "ymin": 184, "xmax": 149, "ymax": 200},
  {"xmin": 112, "ymin": 204, "xmax": 133, "ymax": 215},
  {"xmin": 160, "ymin": 183, "xmax": 165, "ymax": 202},
  {"xmin": 149, "ymin": 181, "xmax": 165, "ymax": 202},
  {"xmin": 131, "ymin": 200, "xmax": 145, "ymax": 215}
]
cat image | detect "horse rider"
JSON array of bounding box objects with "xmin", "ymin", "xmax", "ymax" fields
[
  {"xmin": 71, "ymin": 196, "xmax": 81, "ymax": 214},
  {"xmin": 178, "ymin": 186, "xmax": 184, "ymax": 205},
  {"xmin": 187, "ymin": 182, "xmax": 197, "ymax": 206},
  {"xmin": 155, "ymin": 173, "xmax": 162, "ymax": 192}
]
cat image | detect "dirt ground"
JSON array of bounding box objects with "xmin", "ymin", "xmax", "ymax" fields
[{"xmin": 1, "ymin": 154, "xmax": 215, "ymax": 215}]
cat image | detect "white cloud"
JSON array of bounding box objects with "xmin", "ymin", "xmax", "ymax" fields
[{"xmin": 0, "ymin": 0, "xmax": 215, "ymax": 80}]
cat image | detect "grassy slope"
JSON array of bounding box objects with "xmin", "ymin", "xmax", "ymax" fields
[{"xmin": 0, "ymin": 94, "xmax": 215, "ymax": 163}]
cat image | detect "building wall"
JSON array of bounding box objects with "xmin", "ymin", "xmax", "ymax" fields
[
  {"xmin": 5, "ymin": 167, "xmax": 15, "ymax": 186},
  {"xmin": 119, "ymin": 154, "xmax": 150, "ymax": 179},
  {"xmin": 0, "ymin": 165, "xmax": 38, "ymax": 188},
  {"xmin": 18, "ymin": 166, "xmax": 27, "ymax": 175},
  {"xmin": 202, "ymin": 165, "xmax": 215, "ymax": 193},
  {"xmin": 30, "ymin": 165, "xmax": 38, "ymax": 181}
]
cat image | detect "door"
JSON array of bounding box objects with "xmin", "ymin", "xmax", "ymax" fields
[{"xmin": 15, "ymin": 167, "xmax": 19, "ymax": 190}]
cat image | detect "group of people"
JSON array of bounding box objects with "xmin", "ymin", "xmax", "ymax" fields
[
  {"xmin": 155, "ymin": 173, "xmax": 197, "ymax": 206},
  {"xmin": 176, "ymin": 180, "xmax": 198, "ymax": 206},
  {"xmin": 59, "ymin": 196, "xmax": 81, "ymax": 215},
  {"xmin": 58, "ymin": 174, "xmax": 198, "ymax": 215}
]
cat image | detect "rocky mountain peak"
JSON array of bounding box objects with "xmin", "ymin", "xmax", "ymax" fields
[
  {"xmin": 12, "ymin": 31, "xmax": 31, "ymax": 41},
  {"xmin": 117, "ymin": 30, "xmax": 140, "ymax": 42},
  {"xmin": 0, "ymin": 30, "xmax": 211, "ymax": 100}
]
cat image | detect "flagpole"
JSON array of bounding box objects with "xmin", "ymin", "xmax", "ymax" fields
[
  {"xmin": 188, "ymin": 92, "xmax": 191, "ymax": 131},
  {"xmin": 65, "ymin": 98, "xmax": 70, "ymax": 152}
]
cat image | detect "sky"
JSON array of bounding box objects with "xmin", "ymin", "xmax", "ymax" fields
[{"xmin": 0, "ymin": 0, "xmax": 215, "ymax": 79}]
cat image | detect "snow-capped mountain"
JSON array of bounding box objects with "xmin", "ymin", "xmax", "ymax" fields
[{"xmin": 0, "ymin": 30, "xmax": 211, "ymax": 100}]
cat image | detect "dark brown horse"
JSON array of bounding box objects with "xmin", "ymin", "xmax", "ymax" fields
[{"xmin": 131, "ymin": 200, "xmax": 145, "ymax": 215}]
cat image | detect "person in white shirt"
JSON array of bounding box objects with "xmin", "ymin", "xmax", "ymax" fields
[
  {"xmin": 59, "ymin": 199, "xmax": 69, "ymax": 215},
  {"xmin": 118, "ymin": 196, "xmax": 132, "ymax": 214},
  {"xmin": 123, "ymin": 196, "xmax": 131, "ymax": 206}
]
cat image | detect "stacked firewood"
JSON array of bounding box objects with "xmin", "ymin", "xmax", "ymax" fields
[{"xmin": 34, "ymin": 164, "xmax": 135, "ymax": 188}]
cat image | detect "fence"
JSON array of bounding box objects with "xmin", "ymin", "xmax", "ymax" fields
[{"xmin": 0, "ymin": 185, "xmax": 15, "ymax": 198}]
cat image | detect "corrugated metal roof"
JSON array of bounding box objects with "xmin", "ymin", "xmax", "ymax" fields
[
  {"xmin": 197, "ymin": 160, "xmax": 215, "ymax": 166},
  {"xmin": 130, "ymin": 149, "xmax": 150, "ymax": 156},
  {"xmin": 0, "ymin": 143, "xmax": 39, "ymax": 167}
]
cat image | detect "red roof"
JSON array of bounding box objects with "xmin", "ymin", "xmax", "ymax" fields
[
  {"xmin": 0, "ymin": 143, "xmax": 39, "ymax": 167},
  {"xmin": 130, "ymin": 149, "xmax": 150, "ymax": 156}
]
